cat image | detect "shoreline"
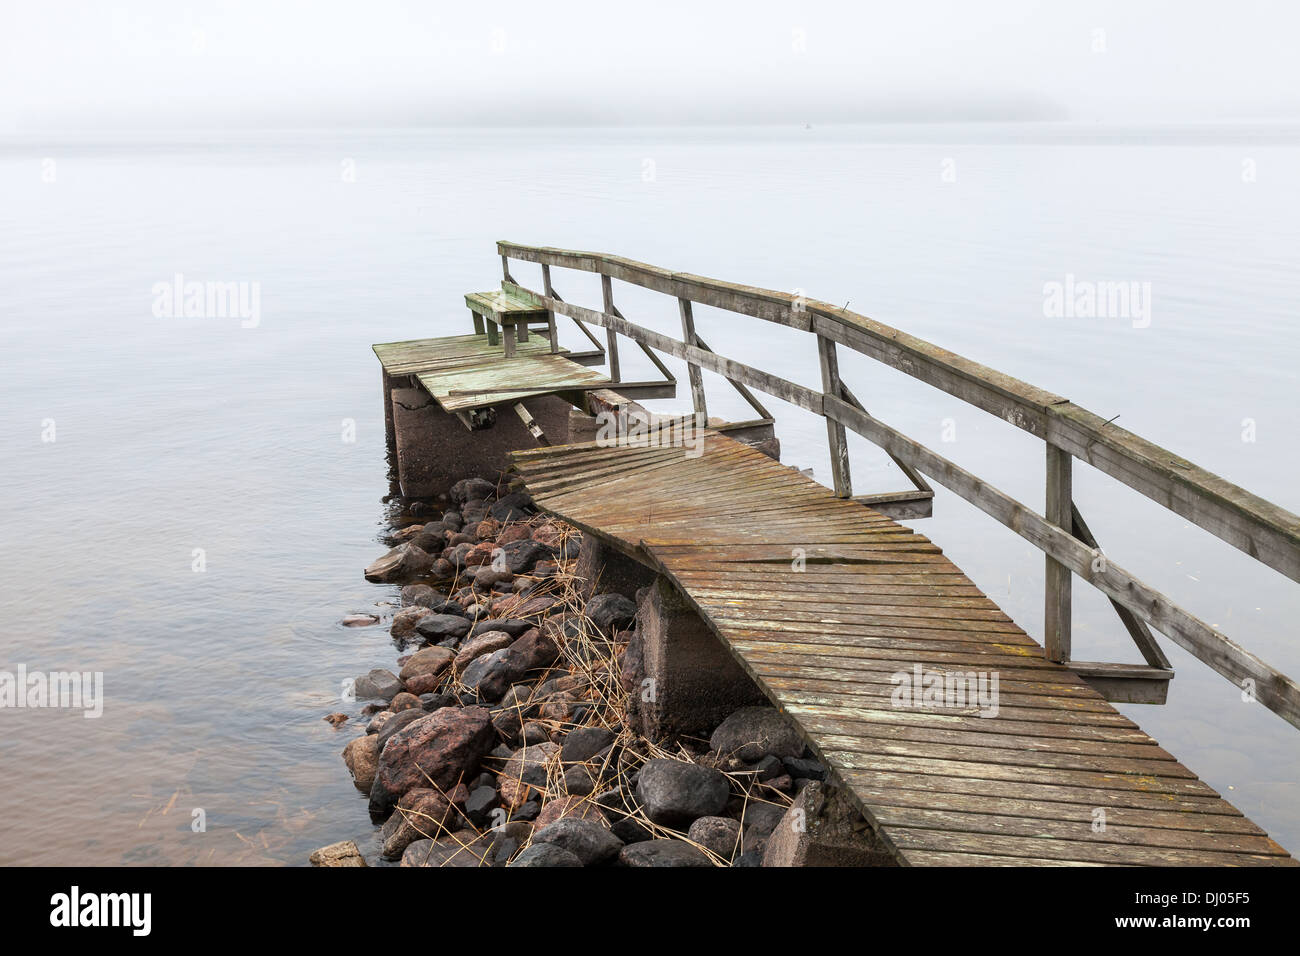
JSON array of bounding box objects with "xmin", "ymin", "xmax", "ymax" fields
[{"xmin": 313, "ymin": 475, "xmax": 830, "ymax": 867}]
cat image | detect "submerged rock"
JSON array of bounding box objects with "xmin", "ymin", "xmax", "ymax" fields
[{"xmin": 309, "ymin": 840, "xmax": 367, "ymax": 867}]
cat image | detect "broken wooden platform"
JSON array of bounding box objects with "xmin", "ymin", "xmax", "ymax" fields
[
  {"xmin": 510, "ymin": 431, "xmax": 1296, "ymax": 867},
  {"xmin": 373, "ymin": 333, "xmax": 610, "ymax": 414}
]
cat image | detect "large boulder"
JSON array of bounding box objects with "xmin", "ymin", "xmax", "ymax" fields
[
  {"xmin": 531, "ymin": 817, "xmax": 623, "ymax": 865},
  {"xmin": 635, "ymin": 759, "xmax": 730, "ymax": 827},
  {"xmin": 709, "ymin": 706, "xmax": 804, "ymax": 762},
  {"xmin": 364, "ymin": 544, "xmax": 434, "ymax": 583},
  {"xmin": 474, "ymin": 628, "xmax": 561, "ymax": 701},
  {"xmin": 368, "ymin": 706, "xmax": 495, "ymax": 820},
  {"xmin": 508, "ymin": 844, "xmax": 583, "ymax": 867}
]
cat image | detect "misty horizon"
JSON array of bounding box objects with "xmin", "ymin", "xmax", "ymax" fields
[{"xmin": 3, "ymin": 1, "xmax": 1299, "ymax": 132}]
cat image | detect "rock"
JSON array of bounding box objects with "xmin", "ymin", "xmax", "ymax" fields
[
  {"xmin": 514, "ymin": 800, "xmax": 541, "ymax": 822},
  {"xmin": 470, "ymin": 618, "xmax": 533, "ymax": 638},
  {"xmin": 610, "ymin": 817, "xmax": 653, "ymax": 845},
  {"xmin": 366, "ymin": 711, "xmax": 394, "ymax": 735},
  {"xmin": 400, "ymin": 833, "xmax": 492, "ymax": 867},
  {"xmin": 497, "ymin": 538, "xmax": 553, "ymax": 574},
  {"xmin": 782, "ymin": 756, "xmax": 825, "ymax": 780},
  {"xmin": 413, "ymin": 614, "xmax": 472, "ymax": 643},
  {"xmin": 635, "ymin": 759, "xmax": 731, "ymax": 826},
  {"xmin": 342, "ymin": 734, "xmax": 380, "ymax": 793},
  {"xmin": 740, "ymin": 801, "xmax": 787, "ymax": 837},
  {"xmin": 563, "ymin": 764, "xmax": 597, "ymax": 796},
  {"xmin": 451, "ymin": 477, "xmax": 496, "ymax": 506},
  {"xmin": 380, "ymin": 788, "xmax": 456, "ymax": 859},
  {"xmin": 389, "ymin": 692, "xmax": 421, "ymax": 713},
  {"xmin": 508, "ymin": 844, "xmax": 583, "ymax": 867},
  {"xmin": 462, "ymin": 648, "xmax": 510, "ymax": 695},
  {"xmin": 753, "ymin": 754, "xmax": 786, "ymax": 781},
  {"xmin": 473, "ymin": 566, "xmax": 512, "ymax": 590},
  {"xmin": 441, "ymin": 510, "xmax": 463, "ymax": 531},
  {"xmin": 364, "ymin": 543, "xmax": 434, "ymax": 583},
  {"xmin": 404, "ymin": 672, "xmax": 444, "ymax": 696},
  {"xmin": 532, "ymin": 817, "xmax": 623, "ymax": 865},
  {"xmin": 688, "ymin": 816, "xmax": 741, "ymax": 859},
  {"xmin": 374, "ymin": 707, "xmax": 428, "ymax": 753},
  {"xmin": 474, "ymin": 518, "xmax": 501, "ymax": 540},
  {"xmin": 341, "ymin": 614, "xmax": 379, "ymax": 627},
  {"xmin": 521, "ymin": 721, "xmax": 552, "ymax": 745},
  {"xmin": 400, "ymin": 583, "xmax": 440, "ymax": 607},
  {"xmin": 398, "ymin": 645, "xmax": 455, "ymax": 683},
  {"xmin": 421, "ymin": 691, "xmax": 457, "ymax": 712},
  {"xmin": 491, "ymin": 593, "xmax": 559, "ymax": 620},
  {"xmin": 560, "ymin": 726, "xmax": 616, "ymax": 764},
  {"xmin": 353, "ymin": 668, "xmax": 402, "ymax": 702},
  {"xmin": 454, "ymin": 630, "xmax": 514, "ymax": 673},
  {"xmin": 488, "ymin": 491, "xmax": 533, "ymax": 522},
  {"xmin": 322, "ymin": 712, "xmax": 348, "ymax": 727},
  {"xmin": 709, "ymin": 706, "xmax": 804, "ymax": 762},
  {"xmin": 499, "ymin": 742, "xmax": 560, "ymax": 808},
  {"xmin": 587, "ymin": 593, "xmax": 637, "ymax": 632},
  {"xmin": 309, "ymin": 840, "xmax": 366, "ymax": 867},
  {"xmin": 618, "ymin": 840, "xmax": 713, "ymax": 868},
  {"xmin": 535, "ymin": 795, "xmax": 603, "ymax": 828},
  {"xmin": 430, "ymin": 558, "xmax": 454, "ymax": 579},
  {"xmin": 368, "ymin": 706, "xmax": 495, "ymax": 820},
  {"xmin": 390, "ymin": 605, "xmax": 430, "ymax": 639},
  {"xmin": 475, "ymin": 628, "xmax": 561, "ymax": 701},
  {"xmin": 465, "ymin": 785, "xmax": 499, "ymax": 827}
]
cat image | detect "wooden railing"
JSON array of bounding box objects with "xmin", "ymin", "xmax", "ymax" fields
[{"xmin": 497, "ymin": 240, "xmax": 1300, "ymax": 730}]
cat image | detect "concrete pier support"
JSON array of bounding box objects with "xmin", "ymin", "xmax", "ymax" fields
[
  {"xmin": 762, "ymin": 781, "xmax": 897, "ymax": 867},
  {"xmin": 389, "ymin": 386, "xmax": 576, "ymax": 499},
  {"xmin": 630, "ymin": 576, "xmax": 766, "ymax": 739},
  {"xmin": 574, "ymin": 535, "xmax": 656, "ymax": 601}
]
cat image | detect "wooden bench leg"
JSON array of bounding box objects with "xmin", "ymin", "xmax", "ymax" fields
[
  {"xmin": 516, "ymin": 321, "xmax": 529, "ymax": 344},
  {"xmin": 471, "ymin": 309, "xmax": 485, "ymax": 335},
  {"xmin": 502, "ymin": 323, "xmax": 516, "ymax": 357},
  {"xmin": 485, "ymin": 319, "xmax": 499, "ymax": 347}
]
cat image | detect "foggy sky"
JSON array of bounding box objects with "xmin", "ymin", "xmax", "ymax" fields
[{"xmin": 1, "ymin": 0, "xmax": 1297, "ymax": 130}]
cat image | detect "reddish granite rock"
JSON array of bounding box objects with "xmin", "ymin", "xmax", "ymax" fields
[{"xmin": 368, "ymin": 706, "xmax": 495, "ymax": 820}]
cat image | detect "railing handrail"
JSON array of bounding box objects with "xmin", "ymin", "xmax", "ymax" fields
[
  {"xmin": 499, "ymin": 240, "xmax": 1300, "ymax": 584},
  {"xmin": 497, "ymin": 240, "xmax": 1300, "ymax": 729}
]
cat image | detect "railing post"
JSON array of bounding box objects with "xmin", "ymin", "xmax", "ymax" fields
[
  {"xmin": 677, "ymin": 297, "xmax": 708, "ymax": 424},
  {"xmin": 541, "ymin": 264, "xmax": 559, "ymax": 353},
  {"xmin": 816, "ymin": 335, "xmax": 852, "ymax": 498},
  {"xmin": 600, "ymin": 273, "xmax": 621, "ymax": 383},
  {"xmin": 1045, "ymin": 443, "xmax": 1073, "ymax": 662}
]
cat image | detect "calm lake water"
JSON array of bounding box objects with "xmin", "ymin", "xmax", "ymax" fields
[{"xmin": 1, "ymin": 123, "xmax": 1298, "ymax": 864}]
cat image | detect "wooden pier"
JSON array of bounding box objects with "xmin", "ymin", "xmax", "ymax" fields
[{"xmin": 374, "ymin": 241, "xmax": 1300, "ymax": 865}]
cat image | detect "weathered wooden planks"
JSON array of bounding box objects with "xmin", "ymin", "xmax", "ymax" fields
[
  {"xmin": 510, "ymin": 430, "xmax": 1295, "ymax": 867},
  {"xmin": 418, "ymin": 353, "xmax": 610, "ymax": 412}
]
